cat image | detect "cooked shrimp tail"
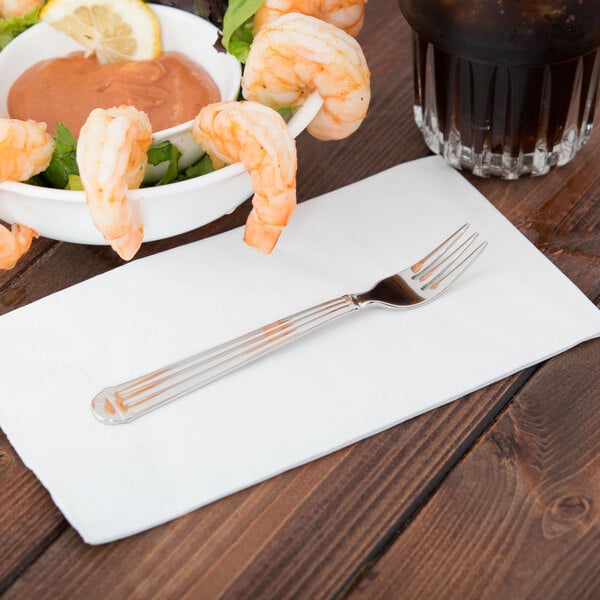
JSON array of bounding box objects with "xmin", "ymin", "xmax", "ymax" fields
[
  {"xmin": 253, "ymin": 0, "xmax": 368, "ymax": 37},
  {"xmin": 77, "ymin": 105, "xmax": 152, "ymax": 260},
  {"xmin": 192, "ymin": 101, "xmax": 297, "ymax": 253},
  {"xmin": 0, "ymin": 117, "xmax": 55, "ymax": 182},
  {"xmin": 243, "ymin": 188, "xmax": 295, "ymax": 252},
  {"xmin": 0, "ymin": 223, "xmax": 38, "ymax": 270},
  {"xmin": 0, "ymin": 0, "xmax": 44, "ymax": 18},
  {"xmin": 242, "ymin": 13, "xmax": 371, "ymax": 141},
  {"xmin": 0, "ymin": 117, "xmax": 52, "ymax": 269}
]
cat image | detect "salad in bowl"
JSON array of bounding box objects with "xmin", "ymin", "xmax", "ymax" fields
[{"xmin": 0, "ymin": 0, "xmax": 369, "ymax": 267}]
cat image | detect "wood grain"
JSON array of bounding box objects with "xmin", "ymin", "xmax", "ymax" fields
[
  {"xmin": 347, "ymin": 336, "xmax": 600, "ymax": 600},
  {"xmin": 0, "ymin": 432, "xmax": 65, "ymax": 593},
  {"xmin": 3, "ymin": 375, "xmax": 530, "ymax": 600}
]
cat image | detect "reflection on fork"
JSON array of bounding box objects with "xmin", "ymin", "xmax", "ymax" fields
[{"xmin": 92, "ymin": 224, "xmax": 487, "ymax": 424}]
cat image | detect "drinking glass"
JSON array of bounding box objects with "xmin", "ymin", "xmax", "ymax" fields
[{"xmin": 398, "ymin": 0, "xmax": 600, "ymax": 179}]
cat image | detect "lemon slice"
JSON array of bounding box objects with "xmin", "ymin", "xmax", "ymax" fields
[{"xmin": 40, "ymin": 0, "xmax": 161, "ymax": 64}]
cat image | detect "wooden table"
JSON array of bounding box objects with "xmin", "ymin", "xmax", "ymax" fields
[{"xmin": 2, "ymin": 1, "xmax": 599, "ymax": 597}]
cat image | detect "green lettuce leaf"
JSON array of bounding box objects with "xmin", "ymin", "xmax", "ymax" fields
[
  {"xmin": 146, "ymin": 141, "xmax": 216, "ymax": 184},
  {"xmin": 30, "ymin": 128, "xmax": 216, "ymax": 190},
  {"xmin": 148, "ymin": 140, "xmax": 214, "ymax": 185},
  {"xmin": 276, "ymin": 106, "xmax": 299, "ymax": 121},
  {"xmin": 146, "ymin": 140, "xmax": 183, "ymax": 186},
  {"xmin": 221, "ymin": 0, "xmax": 265, "ymax": 62},
  {"xmin": 43, "ymin": 123, "xmax": 79, "ymax": 189},
  {"xmin": 66, "ymin": 174, "xmax": 83, "ymax": 190},
  {"xmin": 0, "ymin": 8, "xmax": 40, "ymax": 50},
  {"xmin": 175, "ymin": 153, "xmax": 215, "ymax": 182}
]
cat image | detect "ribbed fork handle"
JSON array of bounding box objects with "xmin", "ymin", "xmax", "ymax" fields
[{"xmin": 92, "ymin": 295, "xmax": 360, "ymax": 424}]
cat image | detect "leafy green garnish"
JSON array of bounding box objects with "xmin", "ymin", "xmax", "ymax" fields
[
  {"xmin": 25, "ymin": 173, "xmax": 47, "ymax": 187},
  {"xmin": 225, "ymin": 19, "xmax": 254, "ymax": 64},
  {"xmin": 146, "ymin": 140, "xmax": 216, "ymax": 185},
  {"xmin": 175, "ymin": 153, "xmax": 215, "ymax": 182},
  {"xmin": 28, "ymin": 126, "xmax": 217, "ymax": 190},
  {"xmin": 146, "ymin": 140, "xmax": 182, "ymax": 186},
  {"xmin": 43, "ymin": 123, "xmax": 79, "ymax": 189},
  {"xmin": 0, "ymin": 7, "xmax": 40, "ymax": 50},
  {"xmin": 276, "ymin": 106, "xmax": 299, "ymax": 121},
  {"xmin": 66, "ymin": 174, "xmax": 83, "ymax": 190},
  {"xmin": 221, "ymin": 0, "xmax": 265, "ymax": 62}
]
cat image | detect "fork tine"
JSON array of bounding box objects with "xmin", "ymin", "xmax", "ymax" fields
[
  {"xmin": 424, "ymin": 240, "xmax": 488, "ymax": 293},
  {"xmin": 416, "ymin": 231, "xmax": 479, "ymax": 283},
  {"xmin": 410, "ymin": 223, "xmax": 469, "ymax": 277}
]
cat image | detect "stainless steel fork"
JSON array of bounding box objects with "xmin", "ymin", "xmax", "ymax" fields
[{"xmin": 92, "ymin": 223, "xmax": 487, "ymax": 424}]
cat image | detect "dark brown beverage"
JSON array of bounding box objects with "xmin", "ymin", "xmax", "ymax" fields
[{"xmin": 398, "ymin": 0, "xmax": 600, "ymax": 178}]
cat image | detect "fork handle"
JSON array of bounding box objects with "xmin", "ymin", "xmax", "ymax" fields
[{"xmin": 92, "ymin": 294, "xmax": 360, "ymax": 424}]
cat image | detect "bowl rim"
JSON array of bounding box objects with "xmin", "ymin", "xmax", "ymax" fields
[
  {"xmin": 0, "ymin": 90, "xmax": 324, "ymax": 202},
  {"xmin": 0, "ymin": 160, "xmax": 248, "ymax": 201}
]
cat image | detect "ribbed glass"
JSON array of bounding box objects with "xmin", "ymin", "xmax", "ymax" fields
[{"xmin": 412, "ymin": 32, "xmax": 600, "ymax": 179}]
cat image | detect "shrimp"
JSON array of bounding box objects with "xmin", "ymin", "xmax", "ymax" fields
[
  {"xmin": 253, "ymin": 0, "xmax": 368, "ymax": 38},
  {"xmin": 0, "ymin": 117, "xmax": 53, "ymax": 269},
  {"xmin": 76, "ymin": 106, "xmax": 152, "ymax": 261},
  {"xmin": 191, "ymin": 101, "xmax": 297, "ymax": 253},
  {"xmin": 242, "ymin": 13, "xmax": 371, "ymax": 141},
  {"xmin": 0, "ymin": 224, "xmax": 38, "ymax": 270},
  {"xmin": 0, "ymin": 0, "xmax": 44, "ymax": 18},
  {"xmin": 0, "ymin": 117, "xmax": 54, "ymax": 182}
]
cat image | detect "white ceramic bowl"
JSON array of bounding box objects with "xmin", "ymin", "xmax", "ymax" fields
[
  {"xmin": 0, "ymin": 91, "xmax": 324, "ymax": 245},
  {"xmin": 0, "ymin": 3, "xmax": 242, "ymax": 184},
  {"xmin": 0, "ymin": 5, "xmax": 324, "ymax": 245}
]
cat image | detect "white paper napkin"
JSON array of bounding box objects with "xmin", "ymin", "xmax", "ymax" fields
[{"xmin": 1, "ymin": 156, "xmax": 599, "ymax": 545}]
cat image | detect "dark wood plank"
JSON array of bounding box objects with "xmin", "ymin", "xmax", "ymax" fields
[
  {"xmin": 347, "ymin": 335, "xmax": 600, "ymax": 600},
  {"xmin": 0, "ymin": 233, "xmax": 57, "ymax": 298},
  {"xmin": 3, "ymin": 375, "xmax": 530, "ymax": 600},
  {"xmin": 0, "ymin": 431, "xmax": 66, "ymax": 594},
  {"xmin": 342, "ymin": 122, "xmax": 600, "ymax": 598}
]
